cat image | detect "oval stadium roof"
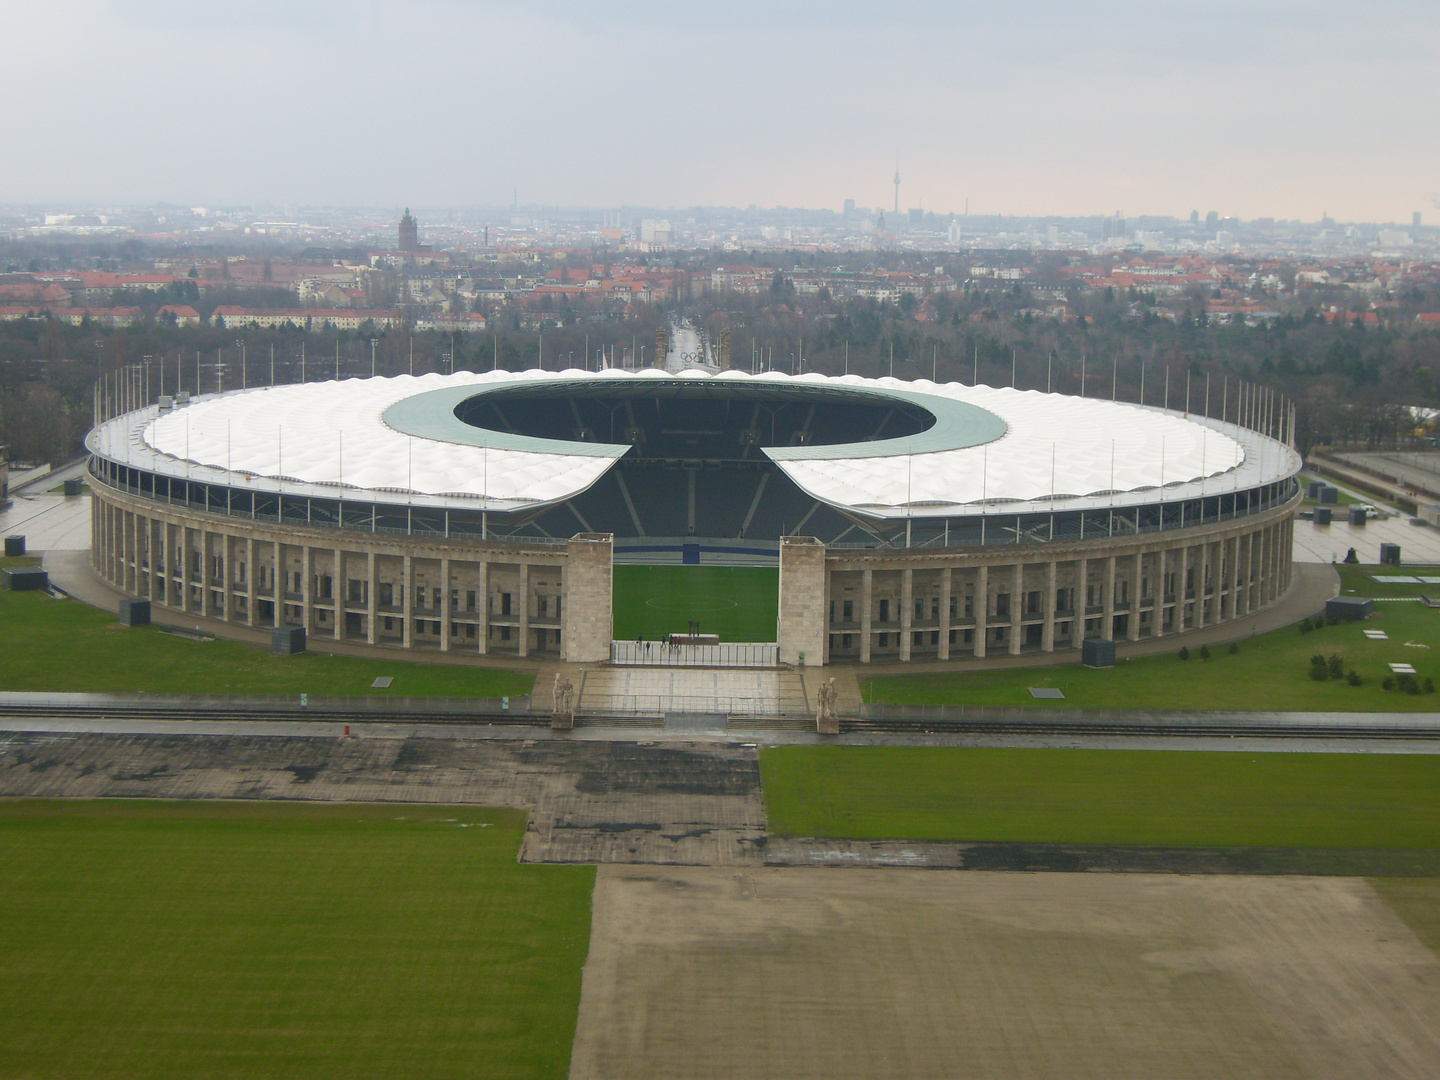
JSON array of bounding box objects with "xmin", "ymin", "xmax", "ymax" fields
[{"xmin": 108, "ymin": 367, "xmax": 1299, "ymax": 519}]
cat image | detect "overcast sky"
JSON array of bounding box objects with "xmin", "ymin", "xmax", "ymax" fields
[{"xmin": 3, "ymin": 1, "xmax": 1437, "ymax": 222}]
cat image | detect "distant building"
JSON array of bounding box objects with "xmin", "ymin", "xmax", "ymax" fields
[
  {"xmin": 639, "ymin": 219, "xmax": 672, "ymax": 246},
  {"xmin": 211, "ymin": 307, "xmax": 401, "ymax": 331},
  {"xmin": 398, "ymin": 208, "xmax": 419, "ymax": 252}
]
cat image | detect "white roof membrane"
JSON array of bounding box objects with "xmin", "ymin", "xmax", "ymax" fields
[{"xmin": 92, "ymin": 368, "xmax": 1298, "ymax": 518}]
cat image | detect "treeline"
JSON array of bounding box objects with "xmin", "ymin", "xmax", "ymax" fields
[
  {"xmin": 695, "ymin": 282, "xmax": 1440, "ymax": 452},
  {"xmin": 0, "ymin": 309, "xmax": 667, "ymax": 463}
]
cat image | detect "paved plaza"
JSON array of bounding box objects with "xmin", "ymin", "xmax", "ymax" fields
[{"xmin": 576, "ymin": 666, "xmax": 811, "ymax": 716}]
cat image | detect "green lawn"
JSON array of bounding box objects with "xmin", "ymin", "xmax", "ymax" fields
[
  {"xmin": 0, "ymin": 800, "xmax": 593, "ymax": 1080},
  {"xmin": 0, "ymin": 566, "xmax": 532, "ymax": 698},
  {"xmin": 1371, "ymin": 879, "xmax": 1440, "ymax": 954},
  {"xmin": 1298, "ymin": 472, "xmax": 1359, "ymax": 506},
  {"xmin": 760, "ymin": 745, "xmax": 1440, "ymax": 848},
  {"xmin": 612, "ymin": 565, "xmax": 778, "ymax": 641},
  {"xmin": 863, "ymin": 565, "xmax": 1440, "ymax": 712}
]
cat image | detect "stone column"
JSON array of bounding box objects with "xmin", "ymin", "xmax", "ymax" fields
[
  {"xmin": 439, "ymin": 555, "xmax": 452, "ymax": 653},
  {"xmin": 1102, "ymin": 555, "xmax": 1116, "ymax": 641},
  {"xmin": 180, "ymin": 526, "xmax": 193, "ymax": 613},
  {"xmin": 974, "ymin": 565, "xmax": 988, "ymax": 658},
  {"xmin": 95, "ymin": 500, "xmax": 107, "ymax": 580},
  {"xmin": 272, "ymin": 540, "xmax": 282, "ymax": 626},
  {"xmin": 1073, "ymin": 556, "xmax": 1088, "ymax": 646},
  {"xmin": 333, "ymin": 548, "xmax": 344, "ymax": 640},
  {"xmin": 477, "ymin": 560, "xmax": 490, "ymax": 655},
  {"xmin": 155, "ymin": 520, "xmax": 167, "ymax": 606},
  {"xmin": 1285, "ymin": 517, "xmax": 1294, "ymax": 592},
  {"xmin": 366, "ymin": 550, "xmax": 377, "ymax": 644},
  {"xmin": 1042, "ymin": 559, "xmax": 1057, "ymax": 652},
  {"xmin": 938, "ymin": 567, "xmax": 952, "ymax": 661},
  {"xmin": 1197, "ymin": 542, "xmax": 1211, "ymax": 628},
  {"xmin": 899, "ymin": 567, "xmax": 913, "ymax": 662},
  {"xmin": 1177, "ymin": 545, "xmax": 1191, "ymax": 631},
  {"xmin": 1154, "ymin": 547, "xmax": 1168, "ymax": 637},
  {"xmin": 859, "ymin": 568, "xmax": 873, "ymax": 663},
  {"xmin": 201, "ymin": 530, "xmax": 213, "ymax": 617},
  {"xmin": 518, "ymin": 562, "xmax": 530, "ymax": 657},
  {"xmin": 402, "ymin": 554, "xmax": 413, "ymax": 647},
  {"xmin": 301, "ymin": 545, "xmax": 313, "ymax": 632},
  {"xmin": 1238, "ymin": 532, "xmax": 1251, "ymax": 615},
  {"xmin": 562, "ymin": 533, "xmax": 614, "ymax": 663},
  {"xmin": 1225, "ymin": 536, "xmax": 1240, "ymax": 621},
  {"xmin": 1129, "ymin": 551, "xmax": 1142, "ymax": 641},
  {"xmin": 222, "ymin": 535, "xmax": 234, "ymax": 623},
  {"xmin": 121, "ymin": 510, "xmax": 131, "ymax": 592},
  {"xmin": 1272, "ymin": 521, "xmax": 1284, "ymax": 604},
  {"xmin": 246, "ymin": 537, "xmax": 257, "ymax": 626},
  {"xmin": 1256, "ymin": 527, "xmax": 1269, "ymax": 606},
  {"xmin": 778, "ymin": 536, "xmax": 827, "ymax": 667},
  {"xmin": 1009, "ymin": 560, "xmax": 1023, "ymax": 655}
]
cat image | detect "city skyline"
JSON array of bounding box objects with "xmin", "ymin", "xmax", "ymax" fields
[{"xmin": 3, "ymin": 1, "xmax": 1437, "ymax": 222}]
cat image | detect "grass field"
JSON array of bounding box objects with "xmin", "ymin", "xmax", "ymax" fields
[
  {"xmin": 0, "ymin": 800, "xmax": 593, "ymax": 1080},
  {"xmin": 612, "ymin": 565, "xmax": 777, "ymax": 641},
  {"xmin": 1371, "ymin": 878, "xmax": 1440, "ymax": 954},
  {"xmin": 0, "ymin": 560, "xmax": 532, "ymax": 698},
  {"xmin": 863, "ymin": 564, "xmax": 1440, "ymax": 711},
  {"xmin": 759, "ymin": 745, "xmax": 1440, "ymax": 848},
  {"xmin": 1298, "ymin": 471, "xmax": 1359, "ymax": 506}
]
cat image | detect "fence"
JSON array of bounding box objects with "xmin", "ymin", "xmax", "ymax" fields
[
  {"xmin": 609, "ymin": 640, "xmax": 779, "ymax": 668},
  {"xmin": 577, "ymin": 692, "xmax": 800, "ymax": 717}
]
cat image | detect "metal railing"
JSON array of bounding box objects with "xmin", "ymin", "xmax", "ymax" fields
[
  {"xmin": 609, "ymin": 640, "xmax": 779, "ymax": 668},
  {"xmin": 577, "ymin": 692, "xmax": 801, "ymax": 717}
]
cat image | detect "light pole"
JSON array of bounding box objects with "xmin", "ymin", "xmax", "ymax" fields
[
  {"xmin": 369, "ymin": 337, "xmax": 378, "ymax": 377},
  {"xmin": 144, "ymin": 354, "xmax": 155, "ymax": 398},
  {"xmin": 235, "ymin": 339, "xmax": 246, "ymax": 388}
]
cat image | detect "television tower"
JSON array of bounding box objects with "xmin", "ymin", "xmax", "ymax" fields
[{"xmin": 893, "ymin": 158, "xmax": 900, "ymax": 216}]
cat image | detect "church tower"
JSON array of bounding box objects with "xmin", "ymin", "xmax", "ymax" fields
[{"xmin": 398, "ymin": 208, "xmax": 418, "ymax": 252}]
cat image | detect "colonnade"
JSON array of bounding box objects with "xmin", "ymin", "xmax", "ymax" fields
[
  {"xmin": 804, "ymin": 503, "xmax": 1296, "ymax": 665},
  {"xmin": 90, "ymin": 486, "xmax": 614, "ymax": 662}
]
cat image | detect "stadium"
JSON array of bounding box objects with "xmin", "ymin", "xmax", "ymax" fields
[{"xmin": 85, "ymin": 333, "xmax": 1302, "ymax": 667}]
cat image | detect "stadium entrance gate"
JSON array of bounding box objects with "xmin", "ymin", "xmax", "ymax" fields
[{"xmin": 610, "ymin": 640, "xmax": 779, "ymax": 668}]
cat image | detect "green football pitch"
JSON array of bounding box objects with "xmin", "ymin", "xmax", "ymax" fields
[
  {"xmin": 760, "ymin": 745, "xmax": 1440, "ymax": 849},
  {"xmin": 0, "ymin": 800, "xmax": 593, "ymax": 1080},
  {"xmin": 612, "ymin": 565, "xmax": 778, "ymax": 641}
]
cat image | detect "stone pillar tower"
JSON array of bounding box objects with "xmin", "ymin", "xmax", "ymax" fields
[
  {"xmin": 562, "ymin": 533, "xmax": 613, "ymax": 662},
  {"xmin": 777, "ymin": 536, "xmax": 827, "ymax": 667}
]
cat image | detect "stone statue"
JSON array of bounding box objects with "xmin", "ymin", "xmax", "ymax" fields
[
  {"xmin": 551, "ymin": 673, "xmax": 575, "ymax": 729},
  {"xmin": 816, "ymin": 676, "xmax": 840, "ymax": 733}
]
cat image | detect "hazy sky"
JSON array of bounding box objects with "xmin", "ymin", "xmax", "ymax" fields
[{"xmin": 4, "ymin": 1, "xmax": 1438, "ymax": 222}]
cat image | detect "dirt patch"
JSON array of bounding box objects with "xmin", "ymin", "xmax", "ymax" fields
[
  {"xmin": 0, "ymin": 732, "xmax": 767, "ymax": 866},
  {"xmin": 570, "ymin": 866, "xmax": 1440, "ymax": 1080},
  {"xmin": 765, "ymin": 838, "xmax": 1440, "ymax": 876}
]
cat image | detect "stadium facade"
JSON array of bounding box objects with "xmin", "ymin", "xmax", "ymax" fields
[{"xmin": 86, "ymin": 349, "xmax": 1301, "ymax": 667}]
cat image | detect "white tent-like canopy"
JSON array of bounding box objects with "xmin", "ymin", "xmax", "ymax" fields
[{"xmin": 101, "ymin": 367, "xmax": 1298, "ymax": 519}]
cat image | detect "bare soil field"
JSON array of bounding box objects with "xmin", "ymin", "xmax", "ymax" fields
[
  {"xmin": 570, "ymin": 866, "xmax": 1440, "ymax": 1080},
  {"xmin": 0, "ymin": 732, "xmax": 766, "ymax": 866}
]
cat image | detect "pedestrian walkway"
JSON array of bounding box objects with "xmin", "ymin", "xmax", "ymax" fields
[
  {"xmin": 1, "ymin": 492, "xmax": 91, "ymax": 551},
  {"xmin": 576, "ymin": 667, "xmax": 810, "ymax": 717}
]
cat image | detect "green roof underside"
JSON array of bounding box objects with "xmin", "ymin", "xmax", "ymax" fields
[{"xmin": 381, "ymin": 377, "xmax": 1008, "ymax": 461}]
